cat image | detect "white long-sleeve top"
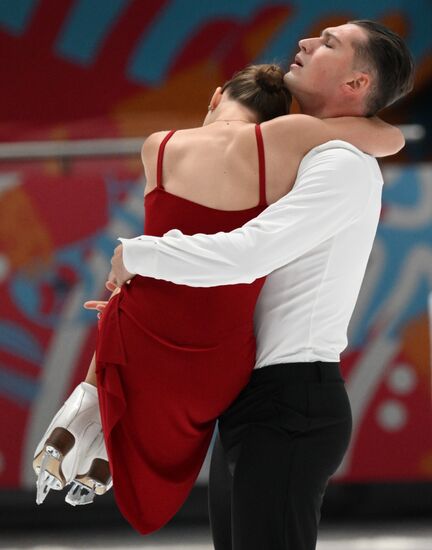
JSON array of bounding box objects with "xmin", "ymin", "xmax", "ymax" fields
[{"xmin": 119, "ymin": 141, "xmax": 383, "ymax": 367}]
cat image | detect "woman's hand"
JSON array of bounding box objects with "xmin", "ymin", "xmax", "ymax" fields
[
  {"xmin": 83, "ymin": 299, "xmax": 109, "ymax": 318},
  {"xmin": 83, "ymin": 281, "xmax": 121, "ymax": 318}
]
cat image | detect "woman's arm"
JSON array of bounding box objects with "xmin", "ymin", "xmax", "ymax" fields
[
  {"xmin": 321, "ymin": 116, "xmax": 405, "ymax": 157},
  {"xmin": 263, "ymin": 114, "xmax": 405, "ymax": 158}
]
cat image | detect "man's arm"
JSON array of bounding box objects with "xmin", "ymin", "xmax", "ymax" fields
[{"xmin": 119, "ymin": 143, "xmax": 379, "ymax": 287}]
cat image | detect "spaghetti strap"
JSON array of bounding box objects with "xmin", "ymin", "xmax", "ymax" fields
[
  {"xmin": 255, "ymin": 124, "xmax": 267, "ymax": 207},
  {"xmin": 157, "ymin": 130, "xmax": 176, "ymax": 189}
]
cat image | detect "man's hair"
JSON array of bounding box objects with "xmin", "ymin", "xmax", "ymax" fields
[{"xmin": 350, "ymin": 20, "xmax": 415, "ymax": 116}]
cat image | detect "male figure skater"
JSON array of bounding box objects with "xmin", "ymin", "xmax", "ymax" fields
[{"xmin": 109, "ymin": 21, "xmax": 414, "ymax": 550}]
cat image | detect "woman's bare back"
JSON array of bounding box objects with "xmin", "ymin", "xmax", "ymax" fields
[
  {"xmin": 141, "ymin": 114, "xmax": 404, "ymax": 211},
  {"xmin": 142, "ymin": 122, "xmax": 299, "ymax": 210}
]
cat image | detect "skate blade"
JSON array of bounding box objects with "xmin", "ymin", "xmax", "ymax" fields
[
  {"xmin": 33, "ymin": 427, "xmax": 76, "ymax": 505},
  {"xmin": 72, "ymin": 455, "xmax": 112, "ymax": 499},
  {"xmin": 65, "ymin": 459, "xmax": 112, "ymax": 506},
  {"xmin": 34, "ymin": 448, "xmax": 64, "ymax": 505},
  {"xmin": 65, "ymin": 480, "xmax": 99, "ymax": 506}
]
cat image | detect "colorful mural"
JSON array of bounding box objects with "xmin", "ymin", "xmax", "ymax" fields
[
  {"xmin": 0, "ymin": 157, "xmax": 144, "ymax": 488},
  {"xmin": 0, "ymin": 1, "xmax": 431, "ymax": 489},
  {"xmin": 339, "ymin": 165, "xmax": 432, "ymax": 480},
  {"xmin": 0, "ymin": 160, "xmax": 431, "ymax": 488},
  {"xmin": 0, "ymin": 0, "xmax": 431, "ymax": 142}
]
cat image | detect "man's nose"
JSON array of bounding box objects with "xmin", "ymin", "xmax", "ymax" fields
[{"xmin": 298, "ymin": 37, "xmax": 318, "ymax": 54}]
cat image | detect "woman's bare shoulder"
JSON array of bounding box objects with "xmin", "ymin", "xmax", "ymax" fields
[{"xmin": 141, "ymin": 130, "xmax": 172, "ymax": 162}]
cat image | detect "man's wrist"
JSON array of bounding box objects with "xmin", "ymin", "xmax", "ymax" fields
[{"xmin": 117, "ymin": 236, "xmax": 159, "ymax": 277}]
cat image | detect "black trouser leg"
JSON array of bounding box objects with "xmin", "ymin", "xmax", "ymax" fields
[
  {"xmin": 230, "ymin": 420, "xmax": 348, "ymax": 550},
  {"xmin": 209, "ymin": 362, "xmax": 352, "ymax": 550},
  {"xmin": 208, "ymin": 429, "xmax": 233, "ymax": 550}
]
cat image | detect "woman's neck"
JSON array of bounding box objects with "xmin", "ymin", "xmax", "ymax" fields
[{"xmin": 203, "ymin": 103, "xmax": 256, "ymax": 126}]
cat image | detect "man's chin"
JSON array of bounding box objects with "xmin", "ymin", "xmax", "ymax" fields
[
  {"xmin": 283, "ymin": 72, "xmax": 292, "ymax": 89},
  {"xmin": 283, "ymin": 71, "xmax": 297, "ymax": 91}
]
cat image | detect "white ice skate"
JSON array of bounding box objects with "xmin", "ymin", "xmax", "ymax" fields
[
  {"xmin": 33, "ymin": 382, "xmax": 102, "ymax": 505},
  {"xmin": 65, "ymin": 428, "xmax": 112, "ymax": 506}
]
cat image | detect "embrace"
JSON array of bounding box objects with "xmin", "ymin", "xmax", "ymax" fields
[{"xmin": 34, "ymin": 20, "xmax": 413, "ymax": 550}]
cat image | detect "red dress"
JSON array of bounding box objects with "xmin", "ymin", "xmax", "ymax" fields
[{"xmin": 95, "ymin": 126, "xmax": 268, "ymax": 534}]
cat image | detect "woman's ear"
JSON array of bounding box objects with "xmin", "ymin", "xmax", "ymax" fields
[{"xmin": 209, "ymin": 86, "xmax": 223, "ymax": 111}]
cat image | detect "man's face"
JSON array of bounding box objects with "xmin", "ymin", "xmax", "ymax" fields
[{"xmin": 284, "ymin": 23, "xmax": 367, "ymax": 102}]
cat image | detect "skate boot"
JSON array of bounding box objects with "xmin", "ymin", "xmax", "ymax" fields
[
  {"xmin": 33, "ymin": 382, "xmax": 101, "ymax": 504},
  {"xmin": 65, "ymin": 428, "xmax": 112, "ymax": 506}
]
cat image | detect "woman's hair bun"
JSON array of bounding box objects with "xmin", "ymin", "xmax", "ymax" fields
[
  {"xmin": 220, "ymin": 63, "xmax": 292, "ymax": 122},
  {"xmin": 255, "ymin": 64, "xmax": 285, "ymax": 93}
]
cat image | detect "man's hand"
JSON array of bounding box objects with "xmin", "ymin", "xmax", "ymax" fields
[{"xmin": 108, "ymin": 244, "xmax": 135, "ymax": 287}]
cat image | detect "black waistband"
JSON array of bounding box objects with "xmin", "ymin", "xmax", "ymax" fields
[{"xmin": 250, "ymin": 361, "xmax": 343, "ymax": 384}]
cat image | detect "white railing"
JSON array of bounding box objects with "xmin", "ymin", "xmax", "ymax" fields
[
  {"xmin": 0, "ymin": 124, "xmax": 424, "ymax": 161},
  {"xmin": 0, "ymin": 137, "xmax": 145, "ymax": 161}
]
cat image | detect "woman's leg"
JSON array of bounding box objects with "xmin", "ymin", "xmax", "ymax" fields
[
  {"xmin": 34, "ymin": 282, "xmax": 119, "ymax": 504},
  {"xmin": 84, "ymin": 352, "xmax": 97, "ymax": 387},
  {"xmin": 83, "ymin": 283, "xmax": 121, "ymax": 387}
]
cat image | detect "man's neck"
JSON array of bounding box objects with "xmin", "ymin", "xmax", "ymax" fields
[{"xmin": 296, "ymin": 95, "xmax": 364, "ymax": 119}]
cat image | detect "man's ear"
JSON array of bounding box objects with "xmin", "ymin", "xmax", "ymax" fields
[
  {"xmin": 344, "ymin": 71, "xmax": 370, "ymax": 95},
  {"xmin": 209, "ymin": 86, "xmax": 223, "ymax": 111}
]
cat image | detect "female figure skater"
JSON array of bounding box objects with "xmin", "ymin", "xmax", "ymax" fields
[{"xmin": 33, "ymin": 63, "xmax": 403, "ymax": 533}]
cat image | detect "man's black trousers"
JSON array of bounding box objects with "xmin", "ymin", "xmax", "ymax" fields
[{"xmin": 208, "ymin": 361, "xmax": 352, "ymax": 550}]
